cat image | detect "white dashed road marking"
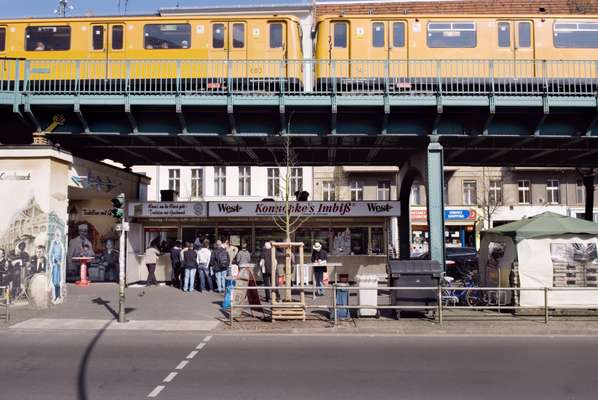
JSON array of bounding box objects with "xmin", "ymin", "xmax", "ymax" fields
[
  {"xmin": 175, "ymin": 360, "xmax": 189, "ymax": 370},
  {"xmin": 147, "ymin": 385, "xmax": 165, "ymax": 398},
  {"xmin": 147, "ymin": 335, "xmax": 214, "ymax": 398}
]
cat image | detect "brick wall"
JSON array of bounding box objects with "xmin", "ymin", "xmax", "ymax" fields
[{"xmin": 315, "ymin": 0, "xmax": 598, "ymax": 16}]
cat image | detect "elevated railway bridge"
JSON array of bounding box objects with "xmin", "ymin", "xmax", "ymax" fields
[{"xmin": 1, "ymin": 58, "xmax": 598, "ymax": 264}]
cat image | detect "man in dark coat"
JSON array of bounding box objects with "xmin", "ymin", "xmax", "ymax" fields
[
  {"xmin": 100, "ymin": 240, "xmax": 119, "ymax": 282},
  {"xmin": 29, "ymin": 245, "xmax": 47, "ymax": 275},
  {"xmin": 169, "ymin": 240, "xmax": 183, "ymax": 288}
]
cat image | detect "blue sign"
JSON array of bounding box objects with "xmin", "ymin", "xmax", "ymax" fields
[{"xmin": 444, "ymin": 209, "xmax": 476, "ymax": 221}]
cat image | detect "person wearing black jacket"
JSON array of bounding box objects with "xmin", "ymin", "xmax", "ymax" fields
[
  {"xmin": 181, "ymin": 242, "xmax": 198, "ymax": 292},
  {"xmin": 311, "ymin": 242, "xmax": 328, "ymax": 296},
  {"xmin": 169, "ymin": 241, "xmax": 182, "ymax": 289},
  {"xmin": 210, "ymin": 240, "xmax": 229, "ymax": 293}
]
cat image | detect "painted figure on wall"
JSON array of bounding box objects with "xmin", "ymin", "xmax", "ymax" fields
[
  {"xmin": 67, "ymin": 224, "xmax": 94, "ymax": 275},
  {"xmin": 49, "ymin": 230, "xmax": 65, "ymax": 303},
  {"xmin": 0, "ymin": 248, "xmax": 9, "ymax": 290},
  {"xmin": 29, "ymin": 245, "xmax": 47, "ymax": 274},
  {"xmin": 99, "ymin": 239, "xmax": 119, "ymax": 282},
  {"xmin": 8, "ymin": 239, "xmax": 30, "ymax": 299}
]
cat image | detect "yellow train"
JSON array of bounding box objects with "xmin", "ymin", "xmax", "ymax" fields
[
  {"xmin": 1, "ymin": 13, "xmax": 598, "ymax": 92},
  {"xmin": 314, "ymin": 14, "xmax": 598, "ymax": 89},
  {"xmin": 0, "ymin": 14, "xmax": 304, "ymax": 91}
]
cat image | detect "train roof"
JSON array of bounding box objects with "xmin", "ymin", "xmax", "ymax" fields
[
  {"xmin": 316, "ymin": 13, "xmax": 598, "ymax": 20},
  {"xmin": 0, "ymin": 14, "xmax": 302, "ymax": 24}
]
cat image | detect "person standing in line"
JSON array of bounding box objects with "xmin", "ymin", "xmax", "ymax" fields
[
  {"xmin": 235, "ymin": 243, "xmax": 251, "ymax": 268},
  {"xmin": 197, "ymin": 239, "xmax": 212, "ymax": 293},
  {"xmin": 260, "ymin": 242, "xmax": 274, "ymax": 302},
  {"xmin": 225, "ymin": 240, "xmax": 239, "ymax": 277},
  {"xmin": 181, "ymin": 242, "xmax": 198, "ymax": 292},
  {"xmin": 169, "ymin": 241, "xmax": 183, "ymax": 289},
  {"xmin": 311, "ymin": 242, "xmax": 328, "ymax": 296},
  {"xmin": 144, "ymin": 242, "xmax": 161, "ymax": 287},
  {"xmin": 210, "ymin": 240, "xmax": 229, "ymax": 293}
]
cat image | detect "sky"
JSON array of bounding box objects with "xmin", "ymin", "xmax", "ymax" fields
[{"xmin": 0, "ymin": 0, "xmax": 314, "ymax": 18}]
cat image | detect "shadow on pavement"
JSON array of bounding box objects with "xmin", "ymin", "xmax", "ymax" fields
[
  {"xmin": 91, "ymin": 297, "xmax": 135, "ymax": 319},
  {"xmin": 76, "ymin": 320, "xmax": 111, "ymax": 400}
]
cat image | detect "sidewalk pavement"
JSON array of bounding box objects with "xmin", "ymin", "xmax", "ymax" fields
[{"xmin": 2, "ymin": 283, "xmax": 226, "ymax": 331}]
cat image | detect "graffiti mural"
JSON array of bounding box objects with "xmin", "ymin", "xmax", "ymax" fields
[{"xmin": 0, "ymin": 197, "xmax": 66, "ymax": 303}]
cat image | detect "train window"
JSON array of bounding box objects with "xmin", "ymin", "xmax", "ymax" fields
[
  {"xmin": 372, "ymin": 22, "xmax": 385, "ymax": 47},
  {"xmin": 25, "ymin": 26, "xmax": 71, "ymax": 51},
  {"xmin": 333, "ymin": 22, "xmax": 347, "ymax": 48},
  {"xmin": 0, "ymin": 28, "xmax": 5, "ymax": 52},
  {"xmin": 144, "ymin": 24, "xmax": 190, "ymax": 50},
  {"xmin": 112, "ymin": 25, "xmax": 124, "ymax": 50},
  {"xmin": 427, "ymin": 22, "xmax": 476, "ymax": 48},
  {"xmin": 269, "ymin": 23, "xmax": 283, "ymax": 48},
  {"xmin": 232, "ymin": 23, "xmax": 244, "ymax": 49},
  {"xmin": 518, "ymin": 22, "xmax": 531, "ymax": 48},
  {"xmin": 212, "ymin": 24, "xmax": 224, "ymax": 48},
  {"xmin": 554, "ymin": 21, "xmax": 598, "ymax": 48},
  {"xmin": 92, "ymin": 25, "xmax": 104, "ymax": 50},
  {"xmin": 498, "ymin": 22, "xmax": 510, "ymax": 47},
  {"xmin": 393, "ymin": 22, "xmax": 405, "ymax": 47}
]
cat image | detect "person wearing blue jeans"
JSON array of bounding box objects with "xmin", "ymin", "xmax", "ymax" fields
[
  {"xmin": 209, "ymin": 240, "xmax": 230, "ymax": 293},
  {"xmin": 181, "ymin": 242, "xmax": 198, "ymax": 292},
  {"xmin": 311, "ymin": 242, "xmax": 328, "ymax": 296},
  {"xmin": 197, "ymin": 239, "xmax": 213, "ymax": 292}
]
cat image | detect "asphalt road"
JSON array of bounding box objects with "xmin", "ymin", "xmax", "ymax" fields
[{"xmin": 0, "ymin": 330, "xmax": 597, "ymax": 400}]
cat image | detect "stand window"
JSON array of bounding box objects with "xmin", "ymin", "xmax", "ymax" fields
[{"xmin": 26, "ymin": 26, "xmax": 71, "ymax": 51}]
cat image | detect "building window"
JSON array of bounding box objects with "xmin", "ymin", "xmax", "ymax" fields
[
  {"xmin": 350, "ymin": 181, "xmax": 363, "ymax": 201},
  {"xmin": 238, "ymin": 167, "xmax": 251, "ymax": 196},
  {"xmin": 26, "ymin": 26, "xmax": 71, "ymax": 51},
  {"xmin": 554, "ymin": 21, "xmax": 598, "ymax": 48},
  {"xmin": 267, "ymin": 168, "xmax": 280, "ymax": 197},
  {"xmin": 576, "ymin": 179, "xmax": 585, "ymax": 205},
  {"xmin": 214, "ymin": 167, "xmax": 226, "ymax": 196},
  {"xmin": 463, "ymin": 180, "xmax": 477, "ymax": 205},
  {"xmin": 378, "ymin": 181, "xmax": 391, "ymax": 201},
  {"xmin": 410, "ymin": 185, "xmax": 421, "ymax": 205},
  {"xmin": 427, "ymin": 21, "xmax": 476, "ymax": 48},
  {"xmin": 291, "ymin": 168, "xmax": 303, "ymax": 194},
  {"xmin": 489, "ymin": 180, "xmax": 502, "ymax": 205},
  {"xmin": 443, "ymin": 181, "xmax": 448, "ymax": 205},
  {"xmin": 144, "ymin": 24, "xmax": 190, "ymax": 49},
  {"xmin": 518, "ymin": 180, "xmax": 530, "ymax": 204},
  {"xmin": 168, "ymin": 169, "xmax": 180, "ymax": 193},
  {"xmin": 191, "ymin": 168, "xmax": 203, "ymax": 198},
  {"xmin": 333, "ymin": 22, "xmax": 347, "ymax": 48},
  {"xmin": 322, "ymin": 181, "xmax": 335, "ymax": 201},
  {"xmin": 546, "ymin": 179, "xmax": 560, "ymax": 204}
]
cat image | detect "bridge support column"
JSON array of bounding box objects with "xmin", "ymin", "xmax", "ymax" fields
[
  {"xmin": 583, "ymin": 174, "xmax": 595, "ymax": 222},
  {"xmin": 426, "ymin": 139, "xmax": 446, "ymax": 269}
]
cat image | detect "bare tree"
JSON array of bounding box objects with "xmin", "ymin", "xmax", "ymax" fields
[{"xmin": 477, "ymin": 167, "xmax": 503, "ymax": 229}]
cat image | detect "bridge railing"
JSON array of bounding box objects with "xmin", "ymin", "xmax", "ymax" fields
[{"xmin": 2, "ymin": 59, "xmax": 597, "ymax": 97}]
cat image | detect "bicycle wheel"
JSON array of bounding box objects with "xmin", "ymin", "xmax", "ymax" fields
[{"xmin": 466, "ymin": 289, "xmax": 485, "ymax": 307}]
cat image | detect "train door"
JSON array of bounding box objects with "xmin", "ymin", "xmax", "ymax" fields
[
  {"xmin": 328, "ymin": 21, "xmax": 349, "ymax": 78},
  {"xmin": 497, "ymin": 20, "xmax": 535, "ymax": 77},
  {"xmin": 209, "ymin": 22, "xmax": 248, "ymax": 84},
  {"xmin": 265, "ymin": 21, "xmax": 288, "ymax": 80},
  {"xmin": 90, "ymin": 23, "xmax": 125, "ymax": 83},
  {"xmin": 371, "ymin": 21, "xmax": 409, "ymax": 82}
]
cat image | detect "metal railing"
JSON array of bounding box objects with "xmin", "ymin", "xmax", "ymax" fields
[
  {"xmin": 229, "ymin": 284, "xmax": 598, "ymax": 328},
  {"xmin": 0, "ymin": 286, "xmax": 9, "ymax": 323},
  {"xmin": 1, "ymin": 59, "xmax": 597, "ymax": 97}
]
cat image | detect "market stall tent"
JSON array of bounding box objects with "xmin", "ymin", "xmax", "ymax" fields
[{"xmin": 480, "ymin": 212, "xmax": 598, "ymax": 307}]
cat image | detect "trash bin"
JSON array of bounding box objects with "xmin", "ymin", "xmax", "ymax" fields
[
  {"xmin": 222, "ymin": 277, "xmax": 236, "ymax": 310},
  {"xmin": 356, "ymin": 274, "xmax": 379, "ymax": 317},
  {"xmin": 388, "ymin": 260, "xmax": 442, "ymax": 319},
  {"xmin": 333, "ymin": 283, "xmax": 350, "ymax": 320}
]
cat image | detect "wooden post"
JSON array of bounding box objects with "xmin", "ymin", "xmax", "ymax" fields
[
  {"xmin": 299, "ymin": 244, "xmax": 305, "ymax": 306},
  {"xmin": 270, "ymin": 242, "xmax": 277, "ymax": 303}
]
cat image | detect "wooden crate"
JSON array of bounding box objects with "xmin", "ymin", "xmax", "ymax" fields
[{"xmin": 271, "ymin": 301, "xmax": 306, "ymax": 321}]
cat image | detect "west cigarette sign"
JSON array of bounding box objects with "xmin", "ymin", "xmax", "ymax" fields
[{"xmin": 209, "ymin": 201, "xmax": 400, "ymax": 217}]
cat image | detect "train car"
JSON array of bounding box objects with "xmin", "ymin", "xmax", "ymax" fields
[
  {"xmin": 314, "ymin": 14, "xmax": 598, "ymax": 92},
  {"xmin": 0, "ymin": 14, "xmax": 303, "ymax": 93}
]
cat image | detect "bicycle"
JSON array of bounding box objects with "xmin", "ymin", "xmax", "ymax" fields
[{"xmin": 442, "ymin": 271, "xmax": 477, "ymax": 306}]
